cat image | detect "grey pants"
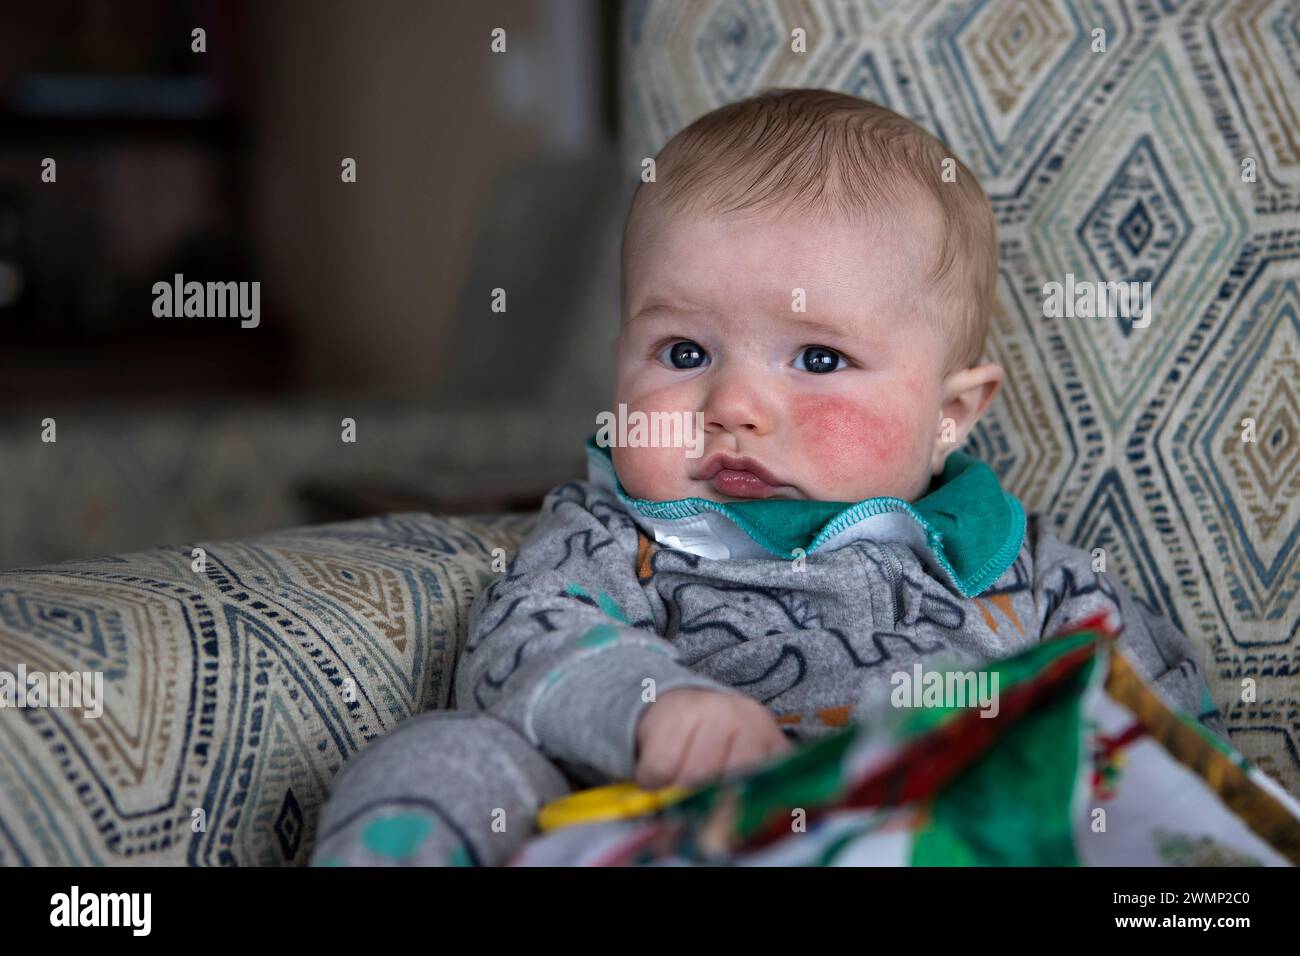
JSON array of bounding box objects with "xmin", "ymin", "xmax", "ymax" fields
[{"xmin": 311, "ymin": 711, "xmax": 577, "ymax": 867}]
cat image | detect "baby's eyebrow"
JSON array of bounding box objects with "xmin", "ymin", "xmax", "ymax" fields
[
  {"xmin": 628, "ymin": 301, "xmax": 857, "ymax": 341},
  {"xmin": 779, "ymin": 314, "xmax": 854, "ymax": 339},
  {"xmin": 629, "ymin": 300, "xmax": 713, "ymax": 322}
]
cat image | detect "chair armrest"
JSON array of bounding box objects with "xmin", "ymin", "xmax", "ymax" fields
[{"xmin": 0, "ymin": 510, "xmax": 535, "ymax": 866}]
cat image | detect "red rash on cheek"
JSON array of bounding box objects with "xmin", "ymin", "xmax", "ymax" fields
[{"xmin": 791, "ymin": 395, "xmax": 913, "ymax": 487}]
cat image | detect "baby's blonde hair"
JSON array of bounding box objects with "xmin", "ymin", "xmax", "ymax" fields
[{"xmin": 621, "ymin": 88, "xmax": 998, "ymax": 374}]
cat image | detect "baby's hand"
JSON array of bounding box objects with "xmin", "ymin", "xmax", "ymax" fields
[{"xmin": 634, "ymin": 688, "xmax": 792, "ymax": 790}]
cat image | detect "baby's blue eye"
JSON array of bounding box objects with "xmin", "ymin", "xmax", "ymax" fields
[
  {"xmin": 794, "ymin": 346, "xmax": 845, "ymax": 374},
  {"xmin": 661, "ymin": 340, "xmax": 708, "ymax": 369}
]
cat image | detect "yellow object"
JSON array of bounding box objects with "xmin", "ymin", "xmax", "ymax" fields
[{"xmin": 537, "ymin": 783, "xmax": 691, "ymax": 832}]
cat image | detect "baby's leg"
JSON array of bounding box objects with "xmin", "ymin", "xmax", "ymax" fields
[{"xmin": 311, "ymin": 711, "xmax": 571, "ymax": 866}]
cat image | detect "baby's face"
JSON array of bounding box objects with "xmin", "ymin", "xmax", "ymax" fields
[{"xmin": 614, "ymin": 204, "xmax": 955, "ymax": 504}]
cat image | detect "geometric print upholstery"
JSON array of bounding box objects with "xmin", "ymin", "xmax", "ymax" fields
[
  {"xmin": 0, "ymin": 512, "xmax": 534, "ymax": 865},
  {"xmin": 621, "ymin": 0, "xmax": 1300, "ymax": 796}
]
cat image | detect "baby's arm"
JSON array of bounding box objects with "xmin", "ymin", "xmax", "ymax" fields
[
  {"xmin": 455, "ymin": 481, "xmax": 746, "ymax": 783},
  {"xmin": 1026, "ymin": 515, "xmax": 1229, "ymax": 741}
]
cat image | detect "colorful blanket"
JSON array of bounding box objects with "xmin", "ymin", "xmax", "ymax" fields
[{"xmin": 511, "ymin": 616, "xmax": 1300, "ymax": 866}]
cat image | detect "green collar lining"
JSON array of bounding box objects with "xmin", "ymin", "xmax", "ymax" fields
[{"xmin": 586, "ymin": 437, "xmax": 1025, "ymax": 597}]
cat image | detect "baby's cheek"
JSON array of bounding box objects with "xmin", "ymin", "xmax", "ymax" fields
[
  {"xmin": 792, "ymin": 395, "xmax": 923, "ymax": 496},
  {"xmin": 610, "ymin": 386, "xmax": 702, "ymax": 500},
  {"xmin": 612, "ymin": 442, "xmax": 686, "ymax": 500}
]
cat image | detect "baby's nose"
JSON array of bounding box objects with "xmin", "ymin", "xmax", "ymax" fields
[{"xmin": 702, "ymin": 373, "xmax": 773, "ymax": 434}]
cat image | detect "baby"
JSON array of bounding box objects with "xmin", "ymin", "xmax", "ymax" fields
[{"xmin": 312, "ymin": 89, "xmax": 1226, "ymax": 867}]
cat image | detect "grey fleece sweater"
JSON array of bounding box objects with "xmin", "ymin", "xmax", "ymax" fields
[{"xmin": 456, "ymin": 443, "xmax": 1227, "ymax": 785}]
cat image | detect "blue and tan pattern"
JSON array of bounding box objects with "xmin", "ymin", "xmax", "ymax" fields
[
  {"xmin": 622, "ymin": 0, "xmax": 1300, "ymax": 795},
  {"xmin": 0, "ymin": 512, "xmax": 534, "ymax": 865}
]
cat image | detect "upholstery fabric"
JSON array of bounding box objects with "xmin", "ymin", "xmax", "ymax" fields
[{"xmin": 0, "ymin": 512, "xmax": 533, "ymax": 865}]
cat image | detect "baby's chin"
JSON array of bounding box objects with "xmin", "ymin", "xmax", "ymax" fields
[{"xmin": 681, "ymin": 485, "xmax": 808, "ymax": 504}]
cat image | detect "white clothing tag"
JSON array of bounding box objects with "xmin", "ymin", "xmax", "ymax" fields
[{"xmin": 652, "ymin": 517, "xmax": 731, "ymax": 560}]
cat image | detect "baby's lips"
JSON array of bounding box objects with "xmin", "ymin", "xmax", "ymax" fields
[
  {"xmin": 694, "ymin": 451, "xmax": 786, "ymax": 487},
  {"xmin": 710, "ymin": 468, "xmax": 782, "ymax": 499}
]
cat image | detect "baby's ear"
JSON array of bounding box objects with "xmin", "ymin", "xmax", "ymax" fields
[{"xmin": 930, "ymin": 362, "xmax": 1003, "ymax": 473}]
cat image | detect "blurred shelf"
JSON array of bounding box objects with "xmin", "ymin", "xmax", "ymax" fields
[
  {"xmin": 2, "ymin": 73, "xmax": 245, "ymax": 144},
  {"xmin": 0, "ymin": 111, "xmax": 247, "ymax": 145},
  {"xmin": 298, "ymin": 464, "xmax": 584, "ymax": 522},
  {"xmin": 0, "ymin": 323, "xmax": 295, "ymax": 401}
]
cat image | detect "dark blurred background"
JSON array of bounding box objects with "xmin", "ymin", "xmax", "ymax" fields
[{"xmin": 0, "ymin": 0, "xmax": 627, "ymax": 568}]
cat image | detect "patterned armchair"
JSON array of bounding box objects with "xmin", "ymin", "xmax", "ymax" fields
[
  {"xmin": 0, "ymin": 513, "xmax": 534, "ymax": 865},
  {"xmin": 1, "ymin": 0, "xmax": 1296, "ymax": 866}
]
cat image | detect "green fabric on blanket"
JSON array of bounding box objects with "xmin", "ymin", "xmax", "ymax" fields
[{"xmin": 512, "ymin": 623, "xmax": 1300, "ymax": 867}]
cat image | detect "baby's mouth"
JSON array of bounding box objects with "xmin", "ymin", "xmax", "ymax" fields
[{"xmin": 696, "ymin": 454, "xmax": 790, "ymax": 500}]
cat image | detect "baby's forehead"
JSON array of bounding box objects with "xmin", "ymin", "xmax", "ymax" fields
[
  {"xmin": 629, "ymin": 186, "xmax": 940, "ymax": 248},
  {"xmin": 624, "ymin": 201, "xmax": 945, "ymax": 322}
]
